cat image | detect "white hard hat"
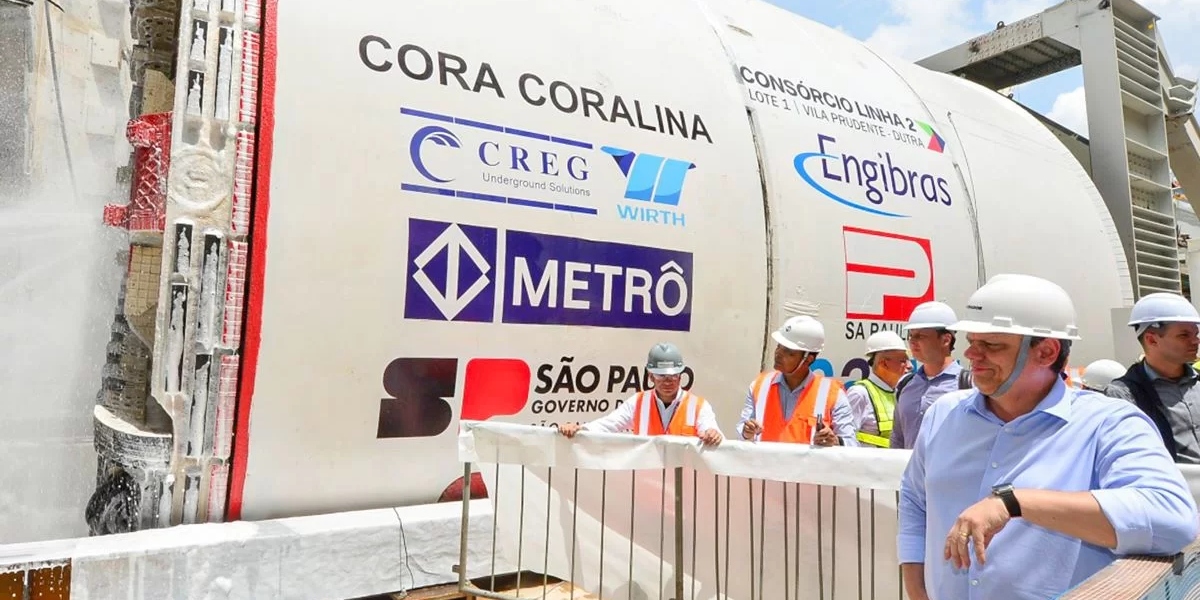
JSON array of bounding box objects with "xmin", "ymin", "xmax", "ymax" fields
[
  {"xmin": 772, "ymin": 315, "xmax": 825, "ymax": 353},
  {"xmin": 903, "ymin": 301, "xmax": 958, "ymax": 332},
  {"xmin": 865, "ymin": 331, "xmax": 907, "ymax": 355},
  {"xmin": 948, "ymin": 274, "xmax": 1080, "ymax": 341},
  {"xmin": 1127, "ymin": 292, "xmax": 1200, "ymax": 336},
  {"xmin": 1081, "ymin": 359, "xmax": 1126, "ymax": 390}
]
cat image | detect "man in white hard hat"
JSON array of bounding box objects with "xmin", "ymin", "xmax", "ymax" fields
[
  {"xmin": 898, "ymin": 274, "xmax": 1196, "ymax": 600},
  {"xmin": 1081, "ymin": 359, "xmax": 1125, "ymax": 393},
  {"xmin": 889, "ymin": 301, "xmax": 970, "ymax": 450},
  {"xmin": 559, "ymin": 343, "xmax": 723, "ymax": 446},
  {"xmin": 1105, "ymin": 292, "xmax": 1200, "ymax": 463},
  {"xmin": 845, "ymin": 331, "xmax": 911, "ymax": 447},
  {"xmin": 735, "ymin": 316, "xmax": 857, "ymax": 446}
]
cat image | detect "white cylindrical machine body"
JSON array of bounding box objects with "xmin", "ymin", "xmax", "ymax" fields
[{"xmin": 233, "ymin": 0, "xmax": 1133, "ymax": 519}]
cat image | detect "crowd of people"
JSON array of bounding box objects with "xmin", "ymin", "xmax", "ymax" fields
[{"xmin": 556, "ymin": 273, "xmax": 1200, "ymax": 600}]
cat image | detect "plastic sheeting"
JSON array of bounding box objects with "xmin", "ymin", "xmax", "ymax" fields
[
  {"xmin": 4, "ymin": 499, "xmax": 511, "ymax": 599},
  {"xmin": 460, "ymin": 421, "xmax": 912, "ymax": 600}
]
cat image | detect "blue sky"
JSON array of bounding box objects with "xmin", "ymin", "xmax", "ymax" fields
[{"xmin": 765, "ymin": 0, "xmax": 1200, "ymax": 137}]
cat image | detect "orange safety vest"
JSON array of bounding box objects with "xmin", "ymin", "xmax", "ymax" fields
[
  {"xmin": 1063, "ymin": 366, "xmax": 1084, "ymax": 389},
  {"xmin": 750, "ymin": 370, "xmax": 841, "ymax": 443},
  {"xmin": 629, "ymin": 391, "xmax": 707, "ymax": 437}
]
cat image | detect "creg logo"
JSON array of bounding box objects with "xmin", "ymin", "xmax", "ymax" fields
[
  {"xmin": 794, "ymin": 133, "xmax": 953, "ymax": 218},
  {"xmin": 603, "ymin": 146, "xmax": 695, "ymax": 228},
  {"xmin": 409, "ymin": 125, "xmax": 462, "ymax": 184},
  {"xmin": 401, "ymin": 107, "xmax": 597, "ymax": 216},
  {"xmin": 404, "ymin": 218, "xmax": 694, "ymax": 331},
  {"xmin": 377, "ymin": 357, "xmax": 531, "ymax": 439},
  {"xmin": 843, "ymin": 226, "xmax": 933, "ymax": 321},
  {"xmin": 400, "ymin": 107, "xmax": 698, "ymax": 228}
]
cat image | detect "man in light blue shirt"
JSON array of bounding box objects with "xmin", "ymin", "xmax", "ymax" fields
[
  {"xmin": 890, "ymin": 301, "xmax": 969, "ymax": 449},
  {"xmin": 898, "ymin": 274, "xmax": 1198, "ymax": 600}
]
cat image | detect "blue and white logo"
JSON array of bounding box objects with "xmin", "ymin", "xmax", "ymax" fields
[
  {"xmin": 405, "ymin": 219, "xmax": 498, "ymax": 323},
  {"xmin": 401, "ymin": 108, "xmax": 700, "ymax": 228},
  {"xmin": 404, "ymin": 218, "xmax": 693, "ymax": 331},
  {"xmin": 793, "ymin": 133, "xmax": 953, "ymax": 219},
  {"xmin": 602, "ymin": 146, "xmax": 694, "ymax": 228},
  {"xmin": 409, "ymin": 125, "xmax": 462, "ymax": 184},
  {"xmin": 402, "ymin": 107, "xmax": 596, "ymax": 216}
]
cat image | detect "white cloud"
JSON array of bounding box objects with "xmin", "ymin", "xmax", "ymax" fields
[
  {"xmin": 1047, "ymin": 85, "xmax": 1088, "ymax": 136},
  {"xmin": 863, "ymin": 0, "xmax": 978, "ymax": 61}
]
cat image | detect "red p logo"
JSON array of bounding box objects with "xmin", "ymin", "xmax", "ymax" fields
[{"xmin": 843, "ymin": 226, "xmax": 934, "ymax": 321}]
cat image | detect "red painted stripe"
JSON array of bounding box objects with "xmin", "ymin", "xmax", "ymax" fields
[
  {"xmin": 845, "ymin": 262, "xmax": 915, "ymax": 278},
  {"xmin": 227, "ymin": 0, "xmax": 277, "ymax": 521}
]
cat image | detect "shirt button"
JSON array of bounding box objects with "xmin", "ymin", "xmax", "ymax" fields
[
  {"xmin": 991, "ymin": 462, "xmax": 998, "ymax": 468},
  {"xmin": 971, "ymin": 579, "xmax": 979, "ymax": 586}
]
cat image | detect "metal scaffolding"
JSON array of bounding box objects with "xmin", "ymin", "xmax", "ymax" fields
[{"xmin": 918, "ymin": 0, "xmax": 1200, "ymax": 300}]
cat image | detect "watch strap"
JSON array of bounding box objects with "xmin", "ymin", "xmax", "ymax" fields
[{"xmin": 993, "ymin": 485, "xmax": 1022, "ymax": 518}]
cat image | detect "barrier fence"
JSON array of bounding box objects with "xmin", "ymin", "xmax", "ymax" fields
[
  {"xmin": 456, "ymin": 421, "xmax": 1200, "ymax": 600},
  {"xmin": 2, "ymin": 422, "xmax": 1200, "ymax": 598},
  {"xmin": 457, "ymin": 422, "xmax": 909, "ymax": 600}
]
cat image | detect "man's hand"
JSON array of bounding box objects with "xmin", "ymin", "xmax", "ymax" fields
[
  {"xmin": 741, "ymin": 419, "xmax": 762, "ymax": 440},
  {"xmin": 698, "ymin": 429, "xmax": 723, "ymax": 447},
  {"xmin": 813, "ymin": 417, "xmax": 839, "ymax": 446},
  {"xmin": 559, "ymin": 423, "xmax": 582, "ymax": 438},
  {"xmin": 944, "ymin": 496, "xmax": 1011, "ymax": 569}
]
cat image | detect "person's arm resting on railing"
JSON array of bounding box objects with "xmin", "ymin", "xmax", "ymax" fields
[
  {"xmin": 1028, "ymin": 408, "xmax": 1199, "ymax": 555},
  {"xmin": 566, "ymin": 397, "xmax": 637, "ymax": 435}
]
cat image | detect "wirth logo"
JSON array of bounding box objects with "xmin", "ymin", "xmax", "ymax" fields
[
  {"xmin": 793, "ymin": 133, "xmax": 953, "ymax": 218},
  {"xmin": 404, "ymin": 218, "xmax": 694, "ymax": 332},
  {"xmin": 377, "ymin": 357, "xmax": 531, "ymax": 439},
  {"xmin": 916, "ymin": 121, "xmax": 946, "ymax": 154},
  {"xmin": 602, "ymin": 146, "xmax": 694, "ymax": 228},
  {"xmin": 843, "ymin": 226, "xmax": 933, "ymax": 321}
]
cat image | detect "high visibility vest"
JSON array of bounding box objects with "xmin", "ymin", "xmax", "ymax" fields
[
  {"xmin": 1063, "ymin": 367, "xmax": 1085, "ymax": 389},
  {"xmin": 629, "ymin": 391, "xmax": 706, "ymax": 437},
  {"xmin": 850, "ymin": 379, "xmax": 895, "ymax": 448},
  {"xmin": 750, "ymin": 370, "xmax": 841, "ymax": 444}
]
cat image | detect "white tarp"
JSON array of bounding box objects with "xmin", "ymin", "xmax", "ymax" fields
[
  {"xmin": 460, "ymin": 421, "xmax": 910, "ymax": 600},
  {"xmin": 5, "ymin": 499, "xmax": 513, "ymax": 600}
]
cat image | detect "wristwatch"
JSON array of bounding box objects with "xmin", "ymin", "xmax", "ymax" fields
[{"xmin": 991, "ymin": 483, "xmax": 1022, "ymax": 518}]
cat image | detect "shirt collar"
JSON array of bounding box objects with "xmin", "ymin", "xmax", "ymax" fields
[
  {"xmin": 656, "ymin": 390, "xmax": 682, "ymax": 406},
  {"xmin": 915, "ymin": 359, "xmax": 963, "ymax": 382},
  {"xmin": 867, "ymin": 371, "xmax": 895, "ymax": 392},
  {"xmin": 773, "ymin": 370, "xmax": 813, "ymax": 393},
  {"xmin": 1142, "ymin": 362, "xmax": 1199, "ymax": 383},
  {"xmin": 967, "ymin": 377, "xmax": 1073, "ymax": 424}
]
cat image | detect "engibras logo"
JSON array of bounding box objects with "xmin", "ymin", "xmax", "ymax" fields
[
  {"xmin": 917, "ymin": 121, "xmax": 947, "ymax": 154},
  {"xmin": 794, "ymin": 133, "xmax": 953, "ymax": 218}
]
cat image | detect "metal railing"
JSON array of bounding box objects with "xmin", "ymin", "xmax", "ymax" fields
[
  {"xmin": 457, "ymin": 421, "xmax": 1200, "ymax": 600},
  {"xmin": 456, "ymin": 422, "xmax": 909, "ymax": 600},
  {"xmin": 0, "ymin": 422, "xmax": 1198, "ymax": 598}
]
